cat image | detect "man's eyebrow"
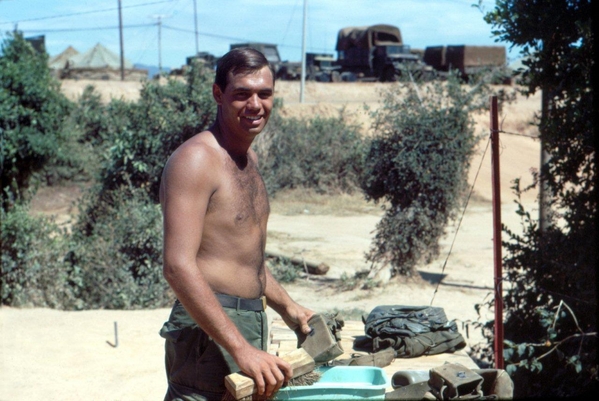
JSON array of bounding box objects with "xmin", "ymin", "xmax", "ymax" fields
[{"xmin": 231, "ymin": 86, "xmax": 273, "ymax": 93}]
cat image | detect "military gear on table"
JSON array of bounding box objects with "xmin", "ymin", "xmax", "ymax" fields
[
  {"xmin": 358, "ymin": 305, "xmax": 466, "ymax": 358},
  {"xmin": 295, "ymin": 313, "xmax": 344, "ymax": 364},
  {"xmin": 428, "ymin": 363, "xmax": 484, "ymax": 400}
]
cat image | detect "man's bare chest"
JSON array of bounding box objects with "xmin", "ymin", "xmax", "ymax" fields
[{"xmin": 207, "ymin": 161, "xmax": 270, "ymax": 225}]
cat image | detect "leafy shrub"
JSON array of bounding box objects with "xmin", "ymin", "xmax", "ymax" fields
[
  {"xmin": 360, "ymin": 74, "xmax": 492, "ymax": 276},
  {"xmin": 68, "ymin": 188, "xmax": 172, "ymax": 309},
  {"xmin": 1, "ymin": 32, "xmax": 74, "ymax": 203},
  {"xmin": 470, "ymin": 181, "xmax": 597, "ymax": 396},
  {"xmin": 75, "ymin": 65, "xmax": 215, "ymax": 238},
  {"xmin": 1, "ymin": 193, "xmax": 81, "ymax": 309},
  {"xmin": 255, "ymin": 101, "xmax": 368, "ymax": 196},
  {"xmin": 268, "ymin": 256, "xmax": 302, "ymax": 283},
  {"xmin": 97, "ymin": 65, "xmax": 215, "ymax": 204}
]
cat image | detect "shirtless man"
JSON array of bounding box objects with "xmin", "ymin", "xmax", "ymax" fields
[{"xmin": 159, "ymin": 48, "xmax": 314, "ymax": 400}]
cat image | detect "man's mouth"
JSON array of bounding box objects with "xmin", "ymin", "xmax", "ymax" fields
[{"xmin": 242, "ymin": 115, "xmax": 263, "ymax": 125}]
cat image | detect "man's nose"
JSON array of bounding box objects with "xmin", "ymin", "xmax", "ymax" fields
[{"xmin": 247, "ymin": 94, "xmax": 260, "ymax": 109}]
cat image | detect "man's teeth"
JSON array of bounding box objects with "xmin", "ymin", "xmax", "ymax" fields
[{"xmin": 245, "ymin": 116, "xmax": 261, "ymax": 120}]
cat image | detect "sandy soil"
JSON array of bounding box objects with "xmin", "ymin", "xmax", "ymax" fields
[{"xmin": 0, "ymin": 79, "xmax": 541, "ymax": 400}]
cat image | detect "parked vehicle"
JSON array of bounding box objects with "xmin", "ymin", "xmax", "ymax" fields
[
  {"xmin": 230, "ymin": 42, "xmax": 302, "ymax": 80},
  {"xmin": 305, "ymin": 53, "xmax": 340, "ymax": 82},
  {"xmin": 423, "ymin": 45, "xmax": 508, "ymax": 81},
  {"xmin": 332, "ymin": 24, "xmax": 432, "ymax": 82}
]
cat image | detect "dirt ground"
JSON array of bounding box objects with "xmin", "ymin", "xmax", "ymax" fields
[{"xmin": 0, "ymin": 79, "xmax": 541, "ymax": 400}]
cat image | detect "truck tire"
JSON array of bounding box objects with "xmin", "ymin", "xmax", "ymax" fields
[
  {"xmin": 341, "ymin": 72, "xmax": 357, "ymax": 82},
  {"xmin": 315, "ymin": 72, "xmax": 331, "ymax": 82},
  {"xmin": 381, "ymin": 66, "xmax": 399, "ymax": 82}
]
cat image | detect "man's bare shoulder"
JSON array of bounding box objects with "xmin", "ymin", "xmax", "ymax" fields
[
  {"xmin": 161, "ymin": 130, "xmax": 224, "ymax": 197},
  {"xmin": 165, "ymin": 131, "xmax": 223, "ymax": 173}
]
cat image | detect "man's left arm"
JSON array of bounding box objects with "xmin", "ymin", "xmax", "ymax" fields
[{"xmin": 263, "ymin": 267, "xmax": 314, "ymax": 335}]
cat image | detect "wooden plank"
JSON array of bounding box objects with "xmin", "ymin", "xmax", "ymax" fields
[
  {"xmin": 224, "ymin": 348, "xmax": 315, "ymax": 400},
  {"xmin": 270, "ymin": 330, "xmax": 298, "ymax": 342},
  {"xmin": 276, "ymin": 341, "xmax": 299, "ymax": 355}
]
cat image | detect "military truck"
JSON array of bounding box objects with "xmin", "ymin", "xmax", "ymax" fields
[
  {"xmin": 423, "ymin": 45, "xmax": 508, "ymax": 81},
  {"xmin": 230, "ymin": 42, "xmax": 302, "ymax": 80},
  {"xmin": 305, "ymin": 53, "xmax": 341, "ymax": 82},
  {"xmin": 333, "ymin": 24, "xmax": 431, "ymax": 82}
]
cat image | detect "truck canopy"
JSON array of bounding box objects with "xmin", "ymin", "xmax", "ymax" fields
[
  {"xmin": 230, "ymin": 42, "xmax": 281, "ymax": 64},
  {"xmin": 335, "ymin": 24, "xmax": 403, "ymax": 51},
  {"xmin": 424, "ymin": 45, "xmax": 506, "ymax": 71}
]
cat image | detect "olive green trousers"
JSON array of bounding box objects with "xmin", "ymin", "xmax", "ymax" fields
[{"xmin": 159, "ymin": 299, "xmax": 268, "ymax": 401}]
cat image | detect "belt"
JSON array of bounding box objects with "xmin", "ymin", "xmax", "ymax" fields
[{"xmin": 216, "ymin": 293, "xmax": 266, "ymax": 311}]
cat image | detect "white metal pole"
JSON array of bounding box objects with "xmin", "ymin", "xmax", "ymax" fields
[
  {"xmin": 193, "ymin": 0, "xmax": 199, "ymax": 55},
  {"xmin": 158, "ymin": 16, "xmax": 162, "ymax": 75},
  {"xmin": 118, "ymin": 0, "xmax": 125, "ymax": 81},
  {"xmin": 300, "ymin": 0, "xmax": 307, "ymax": 103}
]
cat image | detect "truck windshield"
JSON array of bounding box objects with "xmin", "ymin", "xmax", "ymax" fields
[{"xmin": 387, "ymin": 45, "xmax": 411, "ymax": 55}]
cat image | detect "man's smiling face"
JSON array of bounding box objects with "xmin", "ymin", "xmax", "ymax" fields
[{"xmin": 213, "ymin": 66, "xmax": 274, "ymax": 140}]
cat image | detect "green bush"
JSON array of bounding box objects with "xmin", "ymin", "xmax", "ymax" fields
[
  {"xmin": 0, "ymin": 32, "xmax": 74, "ymax": 203},
  {"xmin": 256, "ymin": 101, "xmax": 368, "ymax": 196},
  {"xmin": 68, "ymin": 188, "xmax": 172, "ymax": 309},
  {"xmin": 360, "ymin": 74, "xmax": 491, "ymax": 276},
  {"xmin": 1, "ymin": 194, "xmax": 81, "ymax": 309},
  {"xmin": 268, "ymin": 256, "xmax": 302, "ymax": 283},
  {"xmin": 75, "ymin": 65, "xmax": 215, "ymax": 238},
  {"xmin": 97, "ymin": 65, "xmax": 215, "ymax": 204}
]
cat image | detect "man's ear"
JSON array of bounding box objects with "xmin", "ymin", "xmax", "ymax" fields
[{"xmin": 212, "ymin": 83, "xmax": 223, "ymax": 105}]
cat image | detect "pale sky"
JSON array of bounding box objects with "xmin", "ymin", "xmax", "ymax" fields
[{"xmin": 0, "ymin": 0, "xmax": 521, "ymax": 69}]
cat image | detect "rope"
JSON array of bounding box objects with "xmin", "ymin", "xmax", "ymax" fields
[{"xmin": 429, "ymin": 135, "xmax": 492, "ymax": 306}]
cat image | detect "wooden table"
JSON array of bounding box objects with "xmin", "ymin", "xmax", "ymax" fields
[{"xmin": 268, "ymin": 318, "xmax": 478, "ymax": 393}]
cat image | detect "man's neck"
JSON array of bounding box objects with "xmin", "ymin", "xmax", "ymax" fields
[{"xmin": 211, "ymin": 120, "xmax": 251, "ymax": 167}]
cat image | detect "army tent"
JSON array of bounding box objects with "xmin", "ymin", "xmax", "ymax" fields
[
  {"xmin": 69, "ymin": 43, "xmax": 133, "ymax": 69},
  {"xmin": 48, "ymin": 46, "xmax": 80, "ymax": 69}
]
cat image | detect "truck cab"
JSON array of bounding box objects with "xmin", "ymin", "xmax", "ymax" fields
[{"xmin": 336, "ymin": 24, "xmax": 429, "ymax": 82}]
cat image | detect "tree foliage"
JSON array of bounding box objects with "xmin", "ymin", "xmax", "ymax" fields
[
  {"xmin": 255, "ymin": 100, "xmax": 367, "ymax": 196},
  {"xmin": 0, "ymin": 31, "xmax": 73, "ymax": 206},
  {"xmin": 360, "ymin": 74, "xmax": 493, "ymax": 276},
  {"xmin": 473, "ymin": 1, "xmax": 597, "ymax": 397},
  {"xmin": 1, "ymin": 198, "xmax": 81, "ymax": 309}
]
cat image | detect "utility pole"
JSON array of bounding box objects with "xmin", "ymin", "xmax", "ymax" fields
[
  {"xmin": 490, "ymin": 96, "xmax": 504, "ymax": 370},
  {"xmin": 193, "ymin": 0, "xmax": 199, "ymax": 55},
  {"xmin": 150, "ymin": 15, "xmax": 167, "ymax": 76},
  {"xmin": 299, "ymin": 0, "xmax": 307, "ymax": 103},
  {"xmin": 118, "ymin": 0, "xmax": 125, "ymax": 81}
]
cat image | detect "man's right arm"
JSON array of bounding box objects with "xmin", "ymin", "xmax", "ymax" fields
[{"xmin": 160, "ymin": 143, "xmax": 292, "ymax": 397}]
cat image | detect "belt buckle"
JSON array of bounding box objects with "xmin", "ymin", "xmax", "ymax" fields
[{"xmin": 261, "ymin": 296, "xmax": 267, "ymax": 311}]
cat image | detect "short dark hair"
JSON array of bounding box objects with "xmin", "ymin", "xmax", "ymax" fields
[{"xmin": 215, "ymin": 47, "xmax": 275, "ymax": 90}]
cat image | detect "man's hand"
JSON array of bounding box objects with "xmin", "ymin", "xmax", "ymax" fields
[
  {"xmin": 233, "ymin": 344, "xmax": 293, "ymax": 397},
  {"xmin": 281, "ymin": 302, "xmax": 314, "ymax": 335}
]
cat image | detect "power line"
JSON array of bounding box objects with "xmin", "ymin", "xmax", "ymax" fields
[
  {"xmin": 1, "ymin": 0, "xmax": 174, "ymax": 25},
  {"xmin": 161, "ymin": 24, "xmax": 247, "ymax": 42},
  {"xmin": 17, "ymin": 24, "xmax": 155, "ymax": 33},
  {"xmin": 162, "ymin": 24, "xmax": 309, "ymax": 53}
]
